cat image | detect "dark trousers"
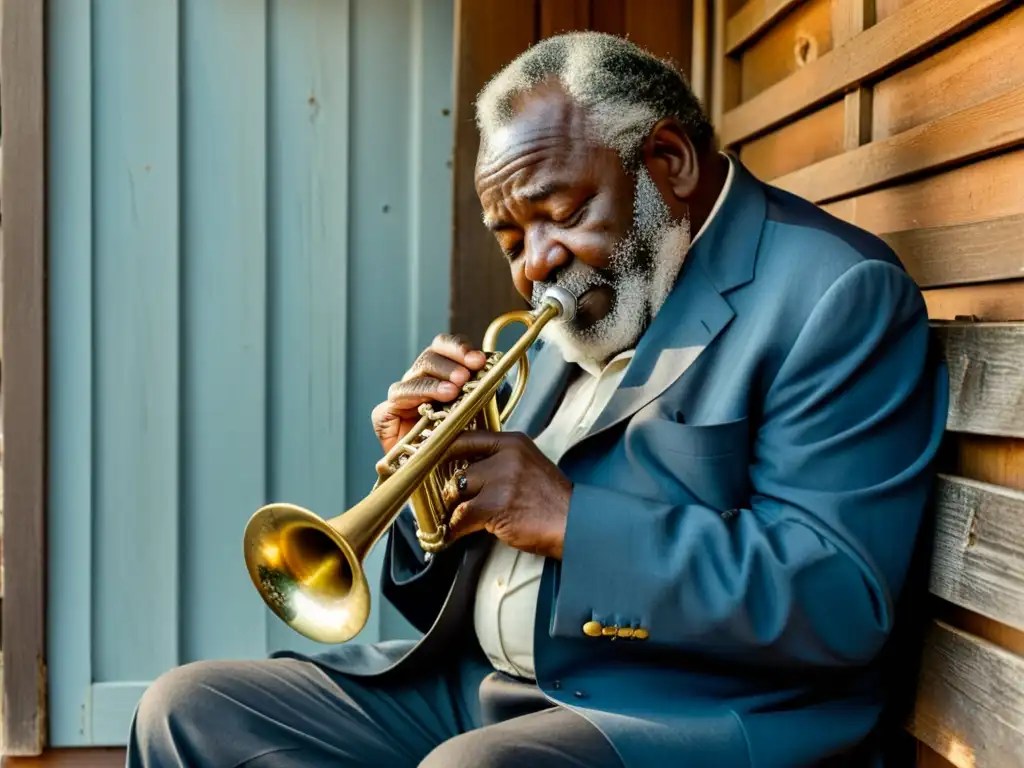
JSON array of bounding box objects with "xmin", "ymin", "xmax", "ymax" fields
[{"xmin": 125, "ymin": 653, "xmax": 622, "ymax": 767}]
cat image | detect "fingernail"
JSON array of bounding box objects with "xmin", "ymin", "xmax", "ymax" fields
[
  {"xmin": 450, "ymin": 368, "xmax": 469, "ymax": 385},
  {"xmin": 439, "ymin": 382, "xmax": 458, "ymax": 398},
  {"xmin": 467, "ymin": 351, "xmax": 486, "ymax": 367}
]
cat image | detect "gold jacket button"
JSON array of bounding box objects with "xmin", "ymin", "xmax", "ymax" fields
[
  {"xmin": 617, "ymin": 627, "xmax": 634, "ymax": 638},
  {"xmin": 583, "ymin": 621, "xmax": 603, "ymax": 637},
  {"xmin": 602, "ymin": 625, "xmax": 618, "ymax": 637},
  {"xmin": 633, "ymin": 628, "xmax": 649, "ymax": 640}
]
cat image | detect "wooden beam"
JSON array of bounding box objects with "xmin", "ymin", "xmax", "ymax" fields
[
  {"xmin": 724, "ymin": 0, "xmax": 803, "ymax": 53},
  {"xmin": 720, "ymin": 0, "xmax": 1011, "ymax": 145},
  {"xmin": 772, "ymin": 85, "xmax": 1024, "ymax": 203},
  {"xmin": 1, "ymin": 0, "xmax": 48, "ymax": 756},
  {"xmin": 930, "ymin": 476, "xmax": 1024, "ymax": 631},
  {"xmin": 909, "ymin": 621, "xmax": 1024, "ymax": 768},
  {"xmin": 872, "ymin": 3, "xmax": 1024, "ymax": 141},
  {"xmin": 935, "ymin": 322, "xmax": 1024, "ymax": 439},
  {"xmin": 738, "ymin": 100, "xmax": 845, "ymax": 180},
  {"xmin": 881, "ymin": 215, "xmax": 1024, "ymax": 290},
  {"xmin": 738, "ymin": 0, "xmax": 833, "ymax": 104},
  {"xmin": 821, "ymin": 148, "xmax": 1024, "ymax": 236},
  {"xmin": 450, "ymin": 0, "xmax": 537, "ymax": 342},
  {"xmin": 925, "ymin": 281, "xmax": 1024, "ymax": 324}
]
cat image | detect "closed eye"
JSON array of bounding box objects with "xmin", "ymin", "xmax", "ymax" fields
[{"xmin": 553, "ymin": 195, "xmax": 594, "ymax": 228}]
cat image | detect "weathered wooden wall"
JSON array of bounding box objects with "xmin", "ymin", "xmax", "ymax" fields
[
  {"xmin": 451, "ymin": 0, "xmax": 701, "ymax": 343},
  {"xmin": 711, "ymin": 0, "xmax": 1024, "ymax": 764}
]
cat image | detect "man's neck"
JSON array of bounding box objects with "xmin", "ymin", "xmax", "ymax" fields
[{"xmin": 685, "ymin": 151, "xmax": 729, "ymax": 240}]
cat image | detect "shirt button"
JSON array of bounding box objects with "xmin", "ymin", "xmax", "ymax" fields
[
  {"xmin": 496, "ymin": 576, "xmax": 505, "ymax": 588},
  {"xmin": 552, "ymin": 680, "xmax": 562, "ymax": 690},
  {"xmin": 574, "ymin": 690, "xmax": 589, "ymax": 699}
]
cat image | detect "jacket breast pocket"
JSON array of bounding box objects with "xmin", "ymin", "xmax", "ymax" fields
[{"xmin": 624, "ymin": 415, "xmax": 751, "ymax": 512}]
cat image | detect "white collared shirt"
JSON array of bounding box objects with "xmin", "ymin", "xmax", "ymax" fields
[{"xmin": 470, "ymin": 153, "xmax": 735, "ymax": 680}]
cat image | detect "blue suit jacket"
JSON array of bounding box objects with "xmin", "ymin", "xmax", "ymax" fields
[{"xmin": 282, "ymin": 159, "xmax": 949, "ymax": 767}]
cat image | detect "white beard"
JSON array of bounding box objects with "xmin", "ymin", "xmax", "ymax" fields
[{"xmin": 533, "ymin": 166, "xmax": 692, "ymax": 369}]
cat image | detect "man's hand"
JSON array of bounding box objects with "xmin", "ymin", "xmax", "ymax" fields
[
  {"xmin": 442, "ymin": 431, "xmax": 572, "ymax": 560},
  {"xmin": 372, "ymin": 334, "xmax": 487, "ymax": 454}
]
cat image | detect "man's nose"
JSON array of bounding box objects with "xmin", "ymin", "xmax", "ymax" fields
[{"xmin": 524, "ymin": 236, "xmax": 571, "ymax": 284}]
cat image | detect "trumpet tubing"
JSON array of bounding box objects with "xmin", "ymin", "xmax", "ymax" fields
[{"xmin": 242, "ymin": 286, "xmax": 576, "ymax": 644}]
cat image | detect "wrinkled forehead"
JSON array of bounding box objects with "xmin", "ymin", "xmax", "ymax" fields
[{"xmin": 475, "ymin": 83, "xmax": 599, "ymax": 175}]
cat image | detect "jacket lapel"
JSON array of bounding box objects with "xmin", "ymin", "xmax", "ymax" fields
[{"xmin": 573, "ymin": 156, "xmax": 768, "ymax": 446}]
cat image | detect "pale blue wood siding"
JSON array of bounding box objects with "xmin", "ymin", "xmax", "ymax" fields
[{"xmin": 47, "ymin": 0, "xmax": 453, "ymax": 747}]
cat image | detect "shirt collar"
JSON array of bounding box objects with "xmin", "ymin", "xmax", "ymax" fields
[{"xmin": 577, "ymin": 348, "xmax": 634, "ymax": 379}]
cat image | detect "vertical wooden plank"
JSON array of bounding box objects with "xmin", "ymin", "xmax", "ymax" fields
[
  {"xmin": 377, "ymin": 0, "xmax": 455, "ymax": 643},
  {"xmin": 834, "ymin": 0, "xmax": 875, "ymax": 149},
  {"xmin": 691, "ymin": 0, "xmax": 713, "ymax": 107},
  {"xmin": 832, "ymin": 0, "xmax": 875, "ymax": 46},
  {"xmin": 625, "ymin": 0, "xmax": 694, "ymax": 71},
  {"xmin": 450, "ymin": 0, "xmax": 537, "ymax": 342},
  {"xmin": 590, "ymin": 0, "xmax": 627, "ymax": 35},
  {"xmin": 266, "ymin": 0, "xmax": 352, "ymax": 656},
  {"xmin": 91, "ymin": 0, "xmax": 181, "ymax": 685},
  {"xmin": 179, "ymin": 0, "xmax": 268, "ymax": 664},
  {"xmin": 540, "ymin": 0, "xmax": 591, "ymax": 37},
  {"xmin": 45, "ymin": 0, "xmax": 95, "ymax": 749},
  {"xmin": 712, "ymin": 0, "xmax": 741, "ymax": 135},
  {"xmin": 843, "ymin": 87, "xmax": 873, "ymax": 148},
  {"xmin": 1, "ymin": 0, "xmax": 47, "ymax": 756}
]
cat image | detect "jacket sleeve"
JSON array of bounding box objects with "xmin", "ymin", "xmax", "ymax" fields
[{"xmin": 549, "ymin": 260, "xmax": 949, "ymax": 667}]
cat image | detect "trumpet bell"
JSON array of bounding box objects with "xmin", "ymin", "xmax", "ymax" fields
[{"xmin": 243, "ymin": 502, "xmax": 370, "ymax": 644}]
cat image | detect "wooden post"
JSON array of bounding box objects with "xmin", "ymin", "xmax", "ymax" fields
[{"xmin": 1, "ymin": 0, "xmax": 47, "ymax": 756}]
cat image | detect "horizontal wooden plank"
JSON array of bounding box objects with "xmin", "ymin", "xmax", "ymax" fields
[
  {"xmin": 935, "ymin": 322, "xmax": 1024, "ymax": 438},
  {"xmin": 821, "ymin": 148, "xmax": 1024, "ymax": 234},
  {"xmin": 720, "ymin": 0, "xmax": 1010, "ymax": 145},
  {"xmin": 740, "ymin": 0, "xmax": 832, "ymax": 102},
  {"xmin": 909, "ymin": 620, "xmax": 1024, "ymax": 768},
  {"xmin": 925, "ymin": 281, "xmax": 1024, "ymax": 323},
  {"xmin": 725, "ymin": 0, "xmax": 803, "ymax": 53},
  {"xmin": 930, "ymin": 475, "xmax": 1024, "ymax": 632},
  {"xmin": 772, "ymin": 84, "xmax": 1024, "ymax": 203},
  {"xmin": 956, "ymin": 434, "xmax": 1024, "ymax": 492},
  {"xmin": 882, "ymin": 214, "xmax": 1024, "ymax": 289},
  {"xmin": 739, "ymin": 99, "xmax": 844, "ymax": 180},
  {"xmin": 873, "ymin": 3, "xmax": 1024, "ymax": 140}
]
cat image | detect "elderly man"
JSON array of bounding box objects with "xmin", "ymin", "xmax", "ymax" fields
[{"xmin": 128, "ymin": 32, "xmax": 948, "ymax": 767}]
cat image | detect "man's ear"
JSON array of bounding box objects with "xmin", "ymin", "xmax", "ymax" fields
[{"xmin": 640, "ymin": 118, "xmax": 699, "ymax": 201}]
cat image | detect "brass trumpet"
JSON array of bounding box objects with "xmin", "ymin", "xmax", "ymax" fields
[{"xmin": 242, "ymin": 286, "xmax": 577, "ymax": 644}]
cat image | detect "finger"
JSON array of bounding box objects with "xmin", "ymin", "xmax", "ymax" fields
[
  {"xmin": 445, "ymin": 430, "xmax": 522, "ymax": 462},
  {"xmin": 430, "ymin": 333, "xmax": 487, "ymax": 371},
  {"xmin": 447, "ymin": 499, "xmax": 490, "ymax": 543},
  {"xmin": 440, "ymin": 459, "xmax": 489, "ymax": 508},
  {"xmin": 404, "ymin": 350, "xmax": 475, "ymax": 388},
  {"xmin": 388, "ymin": 376, "xmax": 461, "ymax": 408}
]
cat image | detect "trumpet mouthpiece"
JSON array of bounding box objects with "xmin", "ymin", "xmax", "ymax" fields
[{"xmin": 539, "ymin": 285, "xmax": 576, "ymax": 323}]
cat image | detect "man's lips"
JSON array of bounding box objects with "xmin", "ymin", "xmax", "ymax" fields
[{"xmin": 573, "ymin": 285, "xmax": 614, "ymax": 323}]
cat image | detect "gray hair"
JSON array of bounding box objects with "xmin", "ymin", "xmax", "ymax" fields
[{"xmin": 475, "ymin": 31, "xmax": 714, "ymax": 169}]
